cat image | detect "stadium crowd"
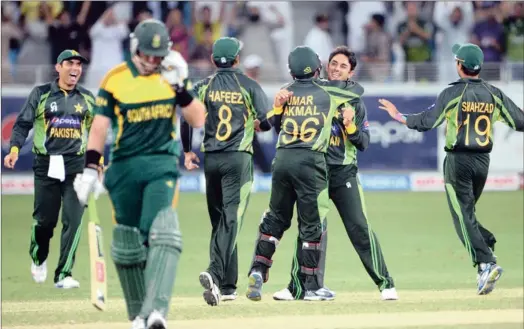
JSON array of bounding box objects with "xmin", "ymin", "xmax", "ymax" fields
[{"xmin": 1, "ymin": 1, "xmax": 523, "ymax": 86}]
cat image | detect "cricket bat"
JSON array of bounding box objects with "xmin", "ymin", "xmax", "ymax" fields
[{"xmin": 87, "ymin": 196, "xmax": 107, "ymax": 311}]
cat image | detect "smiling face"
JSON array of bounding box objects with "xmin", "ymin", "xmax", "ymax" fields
[
  {"xmin": 328, "ymin": 53, "xmax": 353, "ymax": 81},
  {"xmin": 56, "ymin": 59, "xmax": 83, "ymax": 88}
]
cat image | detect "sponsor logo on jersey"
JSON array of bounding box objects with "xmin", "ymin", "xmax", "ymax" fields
[{"xmin": 50, "ymin": 116, "xmax": 81, "ymax": 128}]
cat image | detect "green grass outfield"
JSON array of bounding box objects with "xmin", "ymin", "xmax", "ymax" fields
[{"xmin": 1, "ymin": 191, "xmax": 523, "ymax": 328}]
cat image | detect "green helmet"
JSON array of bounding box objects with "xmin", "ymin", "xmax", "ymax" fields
[
  {"xmin": 288, "ymin": 46, "xmax": 321, "ymax": 78},
  {"xmin": 131, "ymin": 19, "xmax": 171, "ymax": 57}
]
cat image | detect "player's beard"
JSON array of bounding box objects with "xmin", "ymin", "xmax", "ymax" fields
[{"xmin": 132, "ymin": 55, "xmax": 159, "ymax": 76}]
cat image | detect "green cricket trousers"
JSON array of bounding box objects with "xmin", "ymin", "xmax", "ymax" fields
[
  {"xmin": 443, "ymin": 152, "xmax": 497, "ymax": 266},
  {"xmin": 29, "ymin": 155, "xmax": 85, "ymax": 283},
  {"xmin": 204, "ymin": 151, "xmax": 253, "ymax": 294}
]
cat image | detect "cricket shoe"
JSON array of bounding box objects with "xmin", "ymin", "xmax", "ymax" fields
[
  {"xmin": 273, "ymin": 288, "xmax": 294, "ymax": 301},
  {"xmin": 55, "ymin": 276, "xmax": 80, "ymax": 289},
  {"xmin": 246, "ymin": 271, "xmax": 264, "ymax": 301},
  {"xmin": 381, "ymin": 288, "xmax": 399, "ymax": 301},
  {"xmin": 221, "ymin": 291, "xmax": 238, "ymax": 301},
  {"xmin": 131, "ymin": 316, "xmax": 146, "ymax": 329},
  {"xmin": 477, "ymin": 263, "xmax": 503, "ymax": 295},
  {"xmin": 31, "ymin": 260, "xmax": 47, "ymax": 283},
  {"xmin": 147, "ymin": 310, "xmax": 167, "ymax": 329},
  {"xmin": 304, "ymin": 288, "xmax": 335, "ymax": 301},
  {"xmin": 199, "ymin": 271, "xmax": 220, "ymax": 306}
]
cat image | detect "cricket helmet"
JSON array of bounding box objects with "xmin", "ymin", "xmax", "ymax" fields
[
  {"xmin": 130, "ymin": 19, "xmax": 172, "ymax": 57},
  {"xmin": 288, "ymin": 46, "xmax": 322, "ymax": 78}
]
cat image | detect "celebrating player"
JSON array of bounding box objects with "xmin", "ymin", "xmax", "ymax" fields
[
  {"xmin": 180, "ymin": 37, "xmax": 272, "ymax": 306},
  {"xmin": 4, "ymin": 49, "xmax": 94, "ymax": 289},
  {"xmin": 245, "ymin": 46, "xmax": 360, "ymax": 301},
  {"xmin": 378, "ymin": 43, "xmax": 524, "ymax": 295},
  {"xmin": 73, "ymin": 19, "xmax": 205, "ymax": 329},
  {"xmin": 273, "ymin": 46, "xmax": 397, "ymax": 302}
]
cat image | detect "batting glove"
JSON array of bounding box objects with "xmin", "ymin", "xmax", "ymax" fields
[
  {"xmin": 74, "ymin": 168, "xmax": 102, "ymax": 206},
  {"xmin": 161, "ymin": 50, "xmax": 188, "ymax": 87}
]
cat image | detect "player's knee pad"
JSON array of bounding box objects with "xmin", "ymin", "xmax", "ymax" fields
[
  {"xmin": 111, "ymin": 224, "xmax": 147, "ymax": 266},
  {"xmin": 149, "ymin": 207, "xmax": 183, "ymax": 253}
]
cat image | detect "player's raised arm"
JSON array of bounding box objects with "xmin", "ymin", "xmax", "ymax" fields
[
  {"xmin": 343, "ymin": 100, "xmax": 370, "ymax": 152},
  {"xmin": 496, "ymin": 89, "xmax": 524, "ymax": 132},
  {"xmin": 379, "ymin": 89, "xmax": 450, "ymax": 131}
]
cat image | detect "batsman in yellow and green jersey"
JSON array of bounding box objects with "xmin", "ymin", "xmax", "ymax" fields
[
  {"xmin": 379, "ymin": 43, "xmax": 524, "ymax": 296},
  {"xmin": 73, "ymin": 19, "xmax": 206, "ymax": 329}
]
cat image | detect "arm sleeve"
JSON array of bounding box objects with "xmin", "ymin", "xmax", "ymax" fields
[
  {"xmin": 347, "ymin": 100, "xmax": 370, "ymax": 151},
  {"xmin": 498, "ymin": 91, "xmax": 524, "ymax": 132},
  {"xmin": 251, "ymin": 81, "xmax": 270, "ymax": 122},
  {"xmin": 94, "ymin": 87, "xmax": 117, "ymax": 119},
  {"xmin": 10, "ymin": 87, "xmax": 39, "ymax": 150},
  {"xmin": 406, "ymin": 90, "xmax": 449, "ymax": 132},
  {"xmin": 84, "ymin": 92, "xmax": 96, "ymax": 132},
  {"xmin": 180, "ymin": 116, "xmax": 193, "ymax": 152}
]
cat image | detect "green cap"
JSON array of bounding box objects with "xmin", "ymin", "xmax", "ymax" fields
[
  {"xmin": 288, "ymin": 46, "xmax": 321, "ymax": 77},
  {"xmin": 452, "ymin": 43, "xmax": 484, "ymax": 70},
  {"xmin": 132, "ymin": 19, "xmax": 171, "ymax": 57},
  {"xmin": 57, "ymin": 49, "xmax": 88, "ymax": 64},
  {"xmin": 212, "ymin": 37, "xmax": 242, "ymax": 64}
]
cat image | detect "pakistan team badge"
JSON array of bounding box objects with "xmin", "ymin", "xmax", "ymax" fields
[
  {"xmin": 152, "ymin": 34, "xmax": 161, "ymax": 48},
  {"xmin": 74, "ymin": 103, "xmax": 83, "ymax": 113}
]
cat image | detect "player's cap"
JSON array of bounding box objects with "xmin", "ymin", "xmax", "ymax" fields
[
  {"xmin": 212, "ymin": 37, "xmax": 242, "ymax": 64},
  {"xmin": 288, "ymin": 46, "xmax": 321, "ymax": 78},
  {"xmin": 132, "ymin": 19, "xmax": 171, "ymax": 57},
  {"xmin": 244, "ymin": 54, "xmax": 263, "ymax": 69},
  {"xmin": 452, "ymin": 43, "xmax": 484, "ymax": 71},
  {"xmin": 57, "ymin": 49, "xmax": 88, "ymax": 64}
]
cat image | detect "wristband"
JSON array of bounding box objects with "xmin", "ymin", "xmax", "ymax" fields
[
  {"xmin": 395, "ymin": 113, "xmax": 407, "ymax": 122},
  {"xmin": 176, "ymin": 86, "xmax": 194, "ymax": 107},
  {"xmin": 272, "ymin": 105, "xmax": 284, "ymax": 115},
  {"xmin": 85, "ymin": 149, "xmax": 102, "ymax": 169},
  {"xmin": 345, "ymin": 123, "xmax": 357, "ymax": 134},
  {"xmin": 10, "ymin": 146, "xmax": 19, "ymax": 154}
]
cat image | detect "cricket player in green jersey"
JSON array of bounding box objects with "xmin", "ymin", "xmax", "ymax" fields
[
  {"xmin": 245, "ymin": 46, "xmax": 360, "ymax": 302},
  {"xmin": 73, "ymin": 19, "xmax": 206, "ymax": 329},
  {"xmin": 4, "ymin": 49, "xmax": 94, "ymax": 289},
  {"xmin": 180, "ymin": 37, "xmax": 272, "ymax": 306},
  {"xmin": 378, "ymin": 43, "xmax": 524, "ymax": 296},
  {"xmin": 273, "ymin": 46, "xmax": 397, "ymax": 302}
]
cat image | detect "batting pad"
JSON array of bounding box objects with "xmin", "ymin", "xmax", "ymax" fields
[
  {"xmin": 111, "ymin": 224, "xmax": 147, "ymax": 320},
  {"xmin": 140, "ymin": 207, "xmax": 183, "ymax": 318}
]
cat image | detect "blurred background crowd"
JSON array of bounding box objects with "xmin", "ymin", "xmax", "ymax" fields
[{"xmin": 1, "ymin": 1, "xmax": 523, "ymax": 87}]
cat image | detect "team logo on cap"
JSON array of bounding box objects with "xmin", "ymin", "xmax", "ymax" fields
[
  {"xmin": 71, "ymin": 50, "xmax": 79, "ymax": 56},
  {"xmin": 152, "ymin": 34, "xmax": 161, "ymax": 48},
  {"xmin": 304, "ymin": 66, "xmax": 312, "ymax": 74}
]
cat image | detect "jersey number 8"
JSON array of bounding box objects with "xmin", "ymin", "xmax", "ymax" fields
[
  {"xmin": 216, "ymin": 105, "xmax": 233, "ymax": 141},
  {"xmin": 463, "ymin": 114, "xmax": 491, "ymax": 147},
  {"xmin": 282, "ymin": 117, "xmax": 320, "ymax": 144}
]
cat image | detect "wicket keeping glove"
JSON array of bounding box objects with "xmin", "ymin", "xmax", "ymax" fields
[
  {"xmin": 74, "ymin": 168, "xmax": 104, "ymax": 206},
  {"xmin": 161, "ymin": 50, "xmax": 188, "ymax": 87}
]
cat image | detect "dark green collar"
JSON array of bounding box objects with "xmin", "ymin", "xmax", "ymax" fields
[
  {"xmin": 51, "ymin": 78, "xmax": 77, "ymax": 94},
  {"xmin": 216, "ymin": 67, "xmax": 242, "ymax": 74},
  {"xmin": 126, "ymin": 57, "xmax": 140, "ymax": 77}
]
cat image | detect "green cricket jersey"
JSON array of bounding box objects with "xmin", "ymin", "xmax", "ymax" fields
[
  {"xmin": 94, "ymin": 59, "xmax": 182, "ymax": 162},
  {"xmin": 275, "ymin": 78, "xmax": 363, "ymax": 153},
  {"xmin": 406, "ymin": 78, "xmax": 524, "ymax": 153},
  {"xmin": 190, "ymin": 67, "xmax": 270, "ymax": 154},
  {"xmin": 10, "ymin": 79, "xmax": 95, "ymax": 156},
  {"xmin": 326, "ymin": 95, "xmax": 370, "ymax": 166}
]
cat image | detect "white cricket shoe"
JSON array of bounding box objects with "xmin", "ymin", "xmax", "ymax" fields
[
  {"xmin": 147, "ymin": 310, "xmax": 166, "ymax": 329},
  {"xmin": 55, "ymin": 276, "xmax": 80, "ymax": 289},
  {"xmin": 31, "ymin": 261, "xmax": 47, "ymax": 283},
  {"xmin": 199, "ymin": 272, "xmax": 221, "ymax": 306},
  {"xmin": 131, "ymin": 316, "xmax": 146, "ymax": 329},
  {"xmin": 381, "ymin": 287, "xmax": 398, "ymax": 300},
  {"xmin": 221, "ymin": 291, "xmax": 238, "ymax": 301},
  {"xmin": 273, "ymin": 288, "xmax": 294, "ymax": 301}
]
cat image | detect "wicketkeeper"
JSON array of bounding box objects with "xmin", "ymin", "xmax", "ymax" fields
[
  {"xmin": 73, "ymin": 19, "xmax": 206, "ymax": 329},
  {"xmin": 4, "ymin": 49, "xmax": 94, "ymax": 289},
  {"xmin": 245, "ymin": 46, "xmax": 360, "ymax": 301},
  {"xmin": 379, "ymin": 43, "xmax": 524, "ymax": 295},
  {"xmin": 181, "ymin": 37, "xmax": 272, "ymax": 306}
]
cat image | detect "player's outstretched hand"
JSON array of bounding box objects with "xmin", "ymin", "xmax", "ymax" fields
[
  {"xmin": 274, "ymin": 89, "xmax": 293, "ymax": 108},
  {"xmin": 184, "ymin": 151, "xmax": 200, "ymax": 171},
  {"xmin": 379, "ymin": 98, "xmax": 407, "ymax": 124},
  {"xmin": 3, "ymin": 152, "xmax": 18, "ymax": 169}
]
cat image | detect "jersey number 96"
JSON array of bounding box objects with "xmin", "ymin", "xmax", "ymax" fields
[{"xmin": 282, "ymin": 117, "xmax": 319, "ymax": 144}]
